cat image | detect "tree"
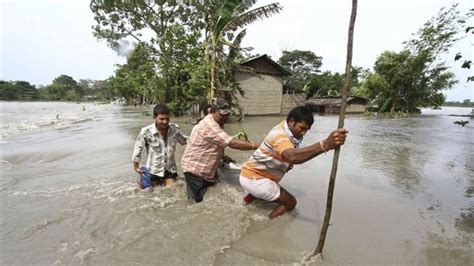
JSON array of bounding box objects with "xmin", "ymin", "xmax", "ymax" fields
[
  {"xmin": 91, "ymin": 0, "xmax": 282, "ymax": 113},
  {"xmin": 78, "ymin": 79, "xmax": 96, "ymax": 99},
  {"xmin": 204, "ymin": 0, "xmax": 282, "ymax": 101},
  {"xmin": 443, "ymin": 99, "xmax": 474, "ymax": 107},
  {"xmin": 454, "ymin": 8, "xmax": 474, "ymax": 82},
  {"xmin": 91, "ymin": 0, "xmax": 207, "ymax": 112},
  {"xmin": 90, "ymin": 0, "xmax": 204, "ymax": 57},
  {"xmin": 16, "ymin": 81, "xmax": 39, "ymax": 100},
  {"xmin": 276, "ymin": 50, "xmax": 367, "ymax": 99},
  {"xmin": 39, "ymin": 75, "xmax": 82, "ymax": 101},
  {"xmin": 363, "ymin": 4, "xmax": 468, "ymax": 113},
  {"xmin": 304, "ymin": 71, "xmax": 344, "ymax": 98},
  {"xmin": 0, "ymin": 81, "xmax": 17, "ymax": 100},
  {"xmin": 116, "ymin": 44, "xmax": 162, "ymax": 104},
  {"xmin": 278, "ymin": 49, "xmax": 322, "ymax": 91},
  {"xmin": 0, "ymin": 81, "xmax": 39, "ymax": 100},
  {"xmin": 366, "ymin": 50, "xmax": 456, "ymax": 112}
]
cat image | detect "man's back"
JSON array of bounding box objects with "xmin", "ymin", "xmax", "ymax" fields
[{"xmin": 181, "ymin": 114, "xmax": 232, "ymax": 182}]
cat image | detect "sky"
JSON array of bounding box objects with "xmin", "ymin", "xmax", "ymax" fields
[{"xmin": 1, "ymin": 0, "xmax": 472, "ymax": 101}]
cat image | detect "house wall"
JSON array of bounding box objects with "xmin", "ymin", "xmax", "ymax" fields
[
  {"xmin": 322, "ymin": 103, "xmax": 366, "ymax": 114},
  {"xmin": 346, "ymin": 103, "xmax": 366, "ymax": 113},
  {"xmin": 235, "ymin": 72, "xmax": 283, "ymax": 115},
  {"xmin": 325, "ymin": 106, "xmax": 340, "ymax": 114},
  {"xmin": 281, "ymin": 92, "xmax": 306, "ymax": 115}
]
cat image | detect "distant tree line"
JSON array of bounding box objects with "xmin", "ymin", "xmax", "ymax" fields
[
  {"xmin": 0, "ymin": 75, "xmax": 116, "ymax": 102},
  {"xmin": 2, "ymin": 2, "xmax": 471, "ymax": 117},
  {"xmin": 443, "ymin": 99, "xmax": 473, "ymax": 107},
  {"xmin": 0, "ymin": 80, "xmax": 40, "ymax": 100}
]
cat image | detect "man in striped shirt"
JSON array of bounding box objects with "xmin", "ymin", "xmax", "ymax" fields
[
  {"xmin": 240, "ymin": 106, "xmax": 348, "ymax": 218},
  {"xmin": 181, "ymin": 99, "xmax": 259, "ymax": 203}
]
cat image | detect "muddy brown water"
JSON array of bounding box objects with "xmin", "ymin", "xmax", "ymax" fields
[{"xmin": 0, "ymin": 102, "xmax": 472, "ymax": 265}]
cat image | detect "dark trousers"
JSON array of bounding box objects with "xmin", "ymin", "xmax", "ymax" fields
[
  {"xmin": 150, "ymin": 171, "xmax": 177, "ymax": 186},
  {"xmin": 184, "ymin": 172, "xmax": 215, "ymax": 203}
]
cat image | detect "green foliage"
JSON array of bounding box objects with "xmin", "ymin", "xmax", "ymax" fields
[
  {"xmin": 277, "ymin": 50, "xmax": 368, "ymax": 99},
  {"xmin": 91, "ymin": 0, "xmax": 207, "ymax": 113},
  {"xmin": 90, "ymin": 0, "xmax": 205, "ymax": 54},
  {"xmin": 404, "ymin": 4, "xmax": 465, "ymax": 57},
  {"xmin": 277, "ymin": 50, "xmax": 322, "ymax": 93},
  {"xmin": 306, "ymin": 71, "xmax": 344, "ymax": 97},
  {"xmin": 183, "ymin": 63, "xmax": 208, "ymax": 107},
  {"xmin": 0, "ymin": 80, "xmax": 39, "ymax": 100},
  {"xmin": 205, "ymin": 0, "xmax": 282, "ymax": 101},
  {"xmin": 39, "ymin": 74, "xmax": 85, "ymax": 101},
  {"xmin": 1, "ymin": 76, "xmax": 122, "ymax": 103},
  {"xmin": 364, "ymin": 50, "xmax": 456, "ymax": 112},
  {"xmin": 107, "ymin": 44, "xmax": 164, "ymax": 104},
  {"xmin": 362, "ymin": 4, "xmax": 468, "ymax": 113},
  {"xmin": 90, "ymin": 0, "xmax": 281, "ymax": 115},
  {"xmin": 168, "ymin": 100, "xmax": 188, "ymax": 116},
  {"xmin": 443, "ymin": 99, "xmax": 474, "ymax": 107},
  {"xmin": 454, "ymin": 8, "xmax": 474, "ymax": 82}
]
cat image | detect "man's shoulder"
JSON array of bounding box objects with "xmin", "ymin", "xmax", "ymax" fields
[
  {"xmin": 266, "ymin": 123, "xmax": 290, "ymax": 142},
  {"xmin": 169, "ymin": 123, "xmax": 181, "ymax": 130},
  {"xmin": 199, "ymin": 115, "xmax": 218, "ymax": 130},
  {"xmin": 268, "ymin": 122, "xmax": 287, "ymax": 136},
  {"xmin": 141, "ymin": 123, "xmax": 155, "ymax": 131},
  {"xmin": 140, "ymin": 123, "xmax": 156, "ymax": 135},
  {"xmin": 169, "ymin": 123, "xmax": 184, "ymax": 135}
]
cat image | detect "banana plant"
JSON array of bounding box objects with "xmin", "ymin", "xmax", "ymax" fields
[{"xmin": 204, "ymin": 0, "xmax": 282, "ymax": 102}]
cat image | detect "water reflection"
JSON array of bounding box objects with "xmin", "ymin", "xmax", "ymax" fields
[
  {"xmin": 455, "ymin": 204, "xmax": 474, "ymax": 234},
  {"xmin": 414, "ymin": 232, "xmax": 473, "ymax": 265},
  {"xmin": 359, "ymin": 119, "xmax": 430, "ymax": 197},
  {"xmin": 462, "ymin": 152, "xmax": 474, "ymax": 198}
]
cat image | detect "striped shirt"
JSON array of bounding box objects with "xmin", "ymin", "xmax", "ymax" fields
[
  {"xmin": 181, "ymin": 114, "xmax": 233, "ymax": 182},
  {"xmin": 132, "ymin": 123, "xmax": 187, "ymax": 176},
  {"xmin": 240, "ymin": 121, "xmax": 301, "ymax": 183}
]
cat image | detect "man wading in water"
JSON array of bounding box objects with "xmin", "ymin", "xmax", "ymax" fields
[
  {"xmin": 132, "ymin": 104, "xmax": 187, "ymax": 188},
  {"xmin": 181, "ymin": 98, "xmax": 259, "ymax": 202},
  {"xmin": 239, "ymin": 106, "xmax": 348, "ymax": 218}
]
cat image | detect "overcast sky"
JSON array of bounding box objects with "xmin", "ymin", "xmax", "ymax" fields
[{"xmin": 1, "ymin": 0, "xmax": 472, "ymax": 101}]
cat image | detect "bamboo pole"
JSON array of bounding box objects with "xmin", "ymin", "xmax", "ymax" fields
[{"xmin": 314, "ymin": 0, "xmax": 358, "ymax": 256}]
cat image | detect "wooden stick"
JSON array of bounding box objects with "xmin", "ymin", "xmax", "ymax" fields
[{"xmin": 314, "ymin": 0, "xmax": 358, "ymax": 256}]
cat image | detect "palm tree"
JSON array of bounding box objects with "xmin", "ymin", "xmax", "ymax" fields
[{"xmin": 204, "ymin": 0, "xmax": 282, "ymax": 102}]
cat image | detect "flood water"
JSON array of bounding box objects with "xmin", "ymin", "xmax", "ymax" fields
[{"xmin": 0, "ymin": 102, "xmax": 472, "ymax": 265}]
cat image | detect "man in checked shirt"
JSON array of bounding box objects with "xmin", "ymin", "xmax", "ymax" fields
[
  {"xmin": 181, "ymin": 98, "xmax": 259, "ymax": 202},
  {"xmin": 132, "ymin": 104, "xmax": 187, "ymax": 187}
]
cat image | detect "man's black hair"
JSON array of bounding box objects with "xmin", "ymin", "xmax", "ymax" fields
[
  {"xmin": 286, "ymin": 106, "xmax": 314, "ymax": 126},
  {"xmin": 202, "ymin": 104, "xmax": 214, "ymax": 115},
  {"xmin": 153, "ymin": 103, "xmax": 170, "ymax": 118}
]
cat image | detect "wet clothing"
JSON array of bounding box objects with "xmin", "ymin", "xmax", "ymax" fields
[
  {"xmin": 240, "ymin": 121, "xmax": 301, "ymax": 183},
  {"xmin": 239, "ymin": 175, "xmax": 281, "ymax": 201},
  {"xmin": 184, "ymin": 172, "xmax": 216, "ymax": 203},
  {"xmin": 181, "ymin": 114, "xmax": 232, "ymax": 182},
  {"xmin": 132, "ymin": 123, "xmax": 187, "ymax": 176},
  {"xmin": 150, "ymin": 171, "xmax": 178, "ymax": 186}
]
